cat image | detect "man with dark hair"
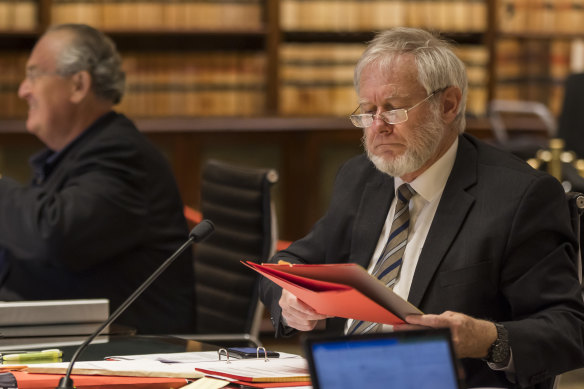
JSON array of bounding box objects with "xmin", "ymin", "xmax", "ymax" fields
[
  {"xmin": 0, "ymin": 24, "xmax": 195, "ymax": 334},
  {"xmin": 260, "ymin": 27, "xmax": 584, "ymax": 388}
]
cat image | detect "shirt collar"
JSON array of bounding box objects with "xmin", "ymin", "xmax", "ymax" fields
[{"xmin": 395, "ymin": 136, "xmax": 459, "ymax": 202}]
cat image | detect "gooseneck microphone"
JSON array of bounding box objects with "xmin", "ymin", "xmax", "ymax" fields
[{"xmin": 56, "ymin": 220, "xmax": 215, "ymax": 389}]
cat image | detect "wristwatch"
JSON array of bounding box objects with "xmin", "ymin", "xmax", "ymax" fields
[{"xmin": 485, "ymin": 323, "xmax": 510, "ymax": 365}]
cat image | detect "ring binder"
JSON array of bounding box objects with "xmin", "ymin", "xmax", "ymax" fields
[
  {"xmin": 220, "ymin": 347, "xmax": 278, "ymax": 361},
  {"xmin": 256, "ymin": 347, "xmax": 268, "ymax": 362},
  {"xmin": 217, "ymin": 348, "xmax": 230, "ymax": 364}
]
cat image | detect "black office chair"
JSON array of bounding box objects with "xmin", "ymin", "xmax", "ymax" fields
[
  {"xmin": 557, "ymin": 73, "xmax": 584, "ymax": 159},
  {"xmin": 186, "ymin": 159, "xmax": 279, "ymax": 347},
  {"xmin": 567, "ymin": 192, "xmax": 584, "ymax": 288},
  {"xmin": 487, "ymin": 99, "xmax": 557, "ymax": 160},
  {"xmin": 550, "ymin": 192, "xmax": 584, "ymax": 389}
]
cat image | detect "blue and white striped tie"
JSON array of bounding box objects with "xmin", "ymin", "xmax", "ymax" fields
[{"xmin": 348, "ymin": 183, "xmax": 416, "ymax": 335}]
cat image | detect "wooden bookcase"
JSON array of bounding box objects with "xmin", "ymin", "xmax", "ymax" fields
[{"xmin": 0, "ymin": 0, "xmax": 556, "ymax": 240}]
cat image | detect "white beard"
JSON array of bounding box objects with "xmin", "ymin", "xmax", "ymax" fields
[{"xmin": 364, "ymin": 110, "xmax": 444, "ymax": 177}]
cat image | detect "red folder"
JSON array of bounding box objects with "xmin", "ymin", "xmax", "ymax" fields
[
  {"xmin": 244, "ymin": 261, "xmax": 422, "ymax": 325},
  {"xmin": 11, "ymin": 371, "xmax": 187, "ymax": 389}
]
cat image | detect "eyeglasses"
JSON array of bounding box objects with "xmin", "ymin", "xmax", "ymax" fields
[
  {"xmin": 349, "ymin": 87, "xmax": 448, "ymax": 128},
  {"xmin": 24, "ymin": 68, "xmax": 61, "ymax": 83}
]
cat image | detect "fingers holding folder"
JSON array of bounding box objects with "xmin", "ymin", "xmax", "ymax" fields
[{"xmin": 279, "ymin": 289, "xmax": 331, "ymax": 332}]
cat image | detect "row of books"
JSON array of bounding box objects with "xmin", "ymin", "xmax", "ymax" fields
[
  {"xmin": 0, "ymin": 1, "xmax": 36, "ymax": 31},
  {"xmin": 280, "ymin": 0, "xmax": 487, "ymax": 32},
  {"xmin": 279, "ymin": 43, "xmax": 489, "ymax": 117},
  {"xmin": 119, "ymin": 51, "xmax": 266, "ymax": 117},
  {"xmin": 0, "ymin": 0, "xmax": 490, "ymax": 33},
  {"xmin": 51, "ymin": 0, "xmax": 263, "ymax": 31},
  {"xmin": 8, "ymin": 0, "xmax": 584, "ymax": 35},
  {"xmin": 4, "ymin": 42, "xmax": 579, "ymax": 120},
  {"xmin": 498, "ymin": 0, "xmax": 584, "ymax": 33},
  {"xmin": 493, "ymin": 38, "xmax": 581, "ymax": 115},
  {"xmin": 0, "ymin": 51, "xmax": 267, "ymax": 118}
]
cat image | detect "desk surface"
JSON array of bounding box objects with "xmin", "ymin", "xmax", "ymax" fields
[
  {"xmin": 1, "ymin": 335, "xmax": 245, "ymax": 389},
  {"xmin": 61, "ymin": 335, "xmax": 214, "ymax": 362}
]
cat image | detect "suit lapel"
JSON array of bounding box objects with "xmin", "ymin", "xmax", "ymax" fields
[
  {"xmin": 408, "ymin": 135, "xmax": 478, "ymax": 307},
  {"xmin": 351, "ymin": 171, "xmax": 394, "ymax": 268}
]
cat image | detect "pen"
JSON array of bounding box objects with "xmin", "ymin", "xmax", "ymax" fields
[{"xmin": 1, "ymin": 349, "xmax": 62, "ymax": 362}]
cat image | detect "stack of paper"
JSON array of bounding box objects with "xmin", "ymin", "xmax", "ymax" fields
[{"xmin": 20, "ymin": 351, "xmax": 311, "ymax": 388}]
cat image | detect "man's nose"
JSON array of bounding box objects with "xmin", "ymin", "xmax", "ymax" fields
[
  {"xmin": 371, "ymin": 114, "xmax": 392, "ymax": 133},
  {"xmin": 18, "ymin": 78, "xmax": 30, "ymax": 99}
]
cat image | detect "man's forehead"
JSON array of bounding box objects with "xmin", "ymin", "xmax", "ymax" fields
[
  {"xmin": 26, "ymin": 36, "xmax": 60, "ymax": 70},
  {"xmin": 358, "ymin": 83, "xmax": 421, "ymax": 105}
]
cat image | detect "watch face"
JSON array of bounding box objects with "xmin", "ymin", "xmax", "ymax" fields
[{"xmin": 491, "ymin": 341, "xmax": 510, "ymax": 364}]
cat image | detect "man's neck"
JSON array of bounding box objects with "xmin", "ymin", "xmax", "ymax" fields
[{"xmin": 51, "ymin": 104, "xmax": 112, "ymax": 151}]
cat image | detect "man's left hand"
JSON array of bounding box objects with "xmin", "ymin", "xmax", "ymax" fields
[{"xmin": 405, "ymin": 311, "xmax": 497, "ymax": 359}]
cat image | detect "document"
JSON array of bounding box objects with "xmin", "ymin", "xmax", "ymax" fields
[
  {"xmin": 195, "ymin": 357, "xmax": 309, "ymax": 383},
  {"xmin": 22, "ymin": 351, "xmax": 309, "ymax": 384},
  {"xmin": 24, "ymin": 360, "xmax": 205, "ymax": 379},
  {"xmin": 243, "ymin": 261, "xmax": 423, "ymax": 325},
  {"xmin": 107, "ymin": 351, "xmax": 302, "ymax": 363}
]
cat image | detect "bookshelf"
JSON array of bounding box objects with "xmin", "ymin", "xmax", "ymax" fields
[
  {"xmin": 494, "ymin": 0, "xmax": 584, "ymax": 116},
  {"xmin": 0, "ymin": 0, "xmax": 559, "ymax": 240}
]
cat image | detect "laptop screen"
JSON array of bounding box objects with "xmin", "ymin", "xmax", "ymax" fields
[{"xmin": 303, "ymin": 329, "xmax": 462, "ymax": 389}]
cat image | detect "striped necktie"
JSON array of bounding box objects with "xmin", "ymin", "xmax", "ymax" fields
[{"xmin": 347, "ymin": 183, "xmax": 416, "ymax": 335}]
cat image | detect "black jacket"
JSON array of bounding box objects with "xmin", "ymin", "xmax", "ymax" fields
[
  {"xmin": 0, "ymin": 111, "xmax": 195, "ymax": 334},
  {"xmin": 261, "ymin": 134, "xmax": 584, "ymax": 388}
]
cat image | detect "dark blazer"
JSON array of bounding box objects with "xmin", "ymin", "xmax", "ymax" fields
[
  {"xmin": 0, "ymin": 112, "xmax": 195, "ymax": 334},
  {"xmin": 260, "ymin": 133, "xmax": 584, "ymax": 388}
]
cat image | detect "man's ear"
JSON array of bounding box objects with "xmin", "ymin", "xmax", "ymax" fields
[
  {"xmin": 442, "ymin": 86, "xmax": 462, "ymax": 123},
  {"xmin": 70, "ymin": 70, "xmax": 92, "ymax": 103}
]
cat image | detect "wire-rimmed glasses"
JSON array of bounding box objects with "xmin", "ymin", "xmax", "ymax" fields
[{"xmin": 349, "ymin": 87, "xmax": 448, "ymax": 128}]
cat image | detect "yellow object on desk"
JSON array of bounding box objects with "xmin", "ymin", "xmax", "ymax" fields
[{"xmin": 1, "ymin": 349, "xmax": 62, "ymax": 362}]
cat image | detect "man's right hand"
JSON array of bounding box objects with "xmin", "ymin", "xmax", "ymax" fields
[{"xmin": 279, "ymin": 289, "xmax": 329, "ymax": 331}]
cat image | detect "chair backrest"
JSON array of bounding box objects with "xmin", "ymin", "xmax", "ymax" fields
[
  {"xmin": 487, "ymin": 99, "xmax": 557, "ymax": 160},
  {"xmin": 554, "ymin": 192, "xmax": 584, "ymax": 389},
  {"xmin": 193, "ymin": 159, "xmax": 279, "ymax": 343},
  {"xmin": 566, "ymin": 191, "xmax": 584, "ymax": 286},
  {"xmin": 558, "ymin": 72, "xmax": 584, "ymax": 159}
]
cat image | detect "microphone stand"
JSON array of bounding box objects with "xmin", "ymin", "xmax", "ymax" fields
[{"xmin": 56, "ymin": 220, "xmax": 215, "ymax": 389}]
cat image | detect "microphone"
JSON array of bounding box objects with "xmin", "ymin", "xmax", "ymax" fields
[{"xmin": 56, "ymin": 219, "xmax": 215, "ymax": 389}]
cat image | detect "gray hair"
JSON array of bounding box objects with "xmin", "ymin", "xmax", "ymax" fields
[
  {"xmin": 354, "ymin": 27, "xmax": 468, "ymax": 133},
  {"xmin": 47, "ymin": 24, "xmax": 125, "ymax": 104}
]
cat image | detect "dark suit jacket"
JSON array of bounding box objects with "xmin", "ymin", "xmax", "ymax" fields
[
  {"xmin": 260, "ymin": 133, "xmax": 584, "ymax": 388},
  {"xmin": 0, "ymin": 111, "xmax": 195, "ymax": 334}
]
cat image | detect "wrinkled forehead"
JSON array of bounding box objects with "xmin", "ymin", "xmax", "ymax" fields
[{"xmin": 359, "ymin": 55, "xmax": 423, "ymax": 98}]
